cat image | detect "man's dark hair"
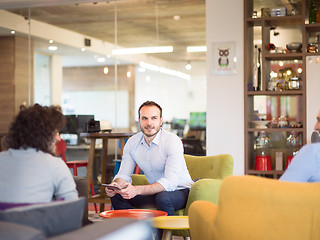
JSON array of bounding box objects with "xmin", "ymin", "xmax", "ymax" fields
[
  {"xmin": 5, "ymin": 104, "xmax": 65, "ymax": 155},
  {"xmin": 138, "ymin": 101, "xmax": 162, "ymax": 118}
]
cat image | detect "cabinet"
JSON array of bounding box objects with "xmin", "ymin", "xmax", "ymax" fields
[{"xmin": 244, "ymin": 0, "xmax": 320, "ymax": 178}]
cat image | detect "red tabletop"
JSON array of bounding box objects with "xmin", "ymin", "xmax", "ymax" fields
[{"xmin": 99, "ymin": 209, "xmax": 168, "ymax": 220}]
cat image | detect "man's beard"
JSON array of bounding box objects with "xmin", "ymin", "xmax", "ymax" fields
[{"xmin": 141, "ymin": 125, "xmax": 160, "ymax": 138}]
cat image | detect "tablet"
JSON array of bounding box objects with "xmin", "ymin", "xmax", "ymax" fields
[{"xmin": 102, "ymin": 184, "xmax": 122, "ymax": 191}]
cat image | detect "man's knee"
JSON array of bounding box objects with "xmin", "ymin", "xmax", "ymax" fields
[{"xmin": 155, "ymin": 191, "xmax": 171, "ymax": 206}]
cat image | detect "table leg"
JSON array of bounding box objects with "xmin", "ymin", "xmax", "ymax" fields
[
  {"xmin": 119, "ymin": 138, "xmax": 126, "ymax": 154},
  {"xmin": 100, "ymin": 138, "xmax": 109, "ymax": 212},
  {"xmin": 86, "ymin": 139, "xmax": 96, "ymax": 197},
  {"xmin": 162, "ymin": 230, "xmax": 172, "ymax": 240}
]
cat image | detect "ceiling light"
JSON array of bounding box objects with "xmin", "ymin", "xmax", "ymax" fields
[
  {"xmin": 127, "ymin": 71, "xmax": 131, "ymax": 78},
  {"xmin": 112, "ymin": 46, "xmax": 173, "ymax": 55},
  {"xmin": 97, "ymin": 57, "xmax": 106, "ymax": 62},
  {"xmin": 187, "ymin": 46, "xmax": 207, "ymax": 52},
  {"xmin": 185, "ymin": 62, "xmax": 192, "ymax": 70},
  {"xmin": 298, "ymin": 68, "xmax": 302, "ymax": 73},
  {"xmin": 159, "ymin": 67, "xmax": 191, "ymax": 80},
  {"xmin": 10, "ymin": 30, "xmax": 15, "ymax": 34},
  {"xmin": 81, "ymin": 48, "xmax": 86, "ymax": 52},
  {"xmin": 49, "ymin": 40, "xmax": 53, "ymax": 43},
  {"xmin": 173, "ymin": 15, "xmax": 180, "ymax": 20},
  {"xmin": 48, "ymin": 45, "xmax": 57, "ymax": 51},
  {"xmin": 103, "ymin": 66, "xmax": 109, "ymax": 74},
  {"xmin": 138, "ymin": 67, "xmax": 146, "ymax": 72},
  {"xmin": 279, "ymin": 61, "xmax": 284, "ymax": 67},
  {"xmin": 139, "ymin": 62, "xmax": 190, "ymax": 80},
  {"xmin": 139, "ymin": 62, "xmax": 160, "ymax": 72}
]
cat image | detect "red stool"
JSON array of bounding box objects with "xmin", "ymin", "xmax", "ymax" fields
[{"xmin": 56, "ymin": 139, "xmax": 97, "ymax": 213}]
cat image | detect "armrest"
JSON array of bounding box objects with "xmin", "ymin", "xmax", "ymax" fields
[
  {"xmin": 188, "ymin": 200, "xmax": 218, "ymax": 240},
  {"xmin": 184, "ymin": 178, "xmax": 222, "ymax": 215},
  {"xmin": 132, "ymin": 174, "xmax": 149, "ymax": 186},
  {"xmin": 73, "ymin": 176, "xmax": 90, "ymax": 225}
]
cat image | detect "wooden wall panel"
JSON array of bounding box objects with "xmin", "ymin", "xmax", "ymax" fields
[
  {"xmin": 0, "ymin": 37, "xmax": 15, "ymax": 133},
  {"xmin": 15, "ymin": 36, "xmax": 33, "ymax": 112},
  {"xmin": 0, "ymin": 36, "xmax": 33, "ymax": 134}
]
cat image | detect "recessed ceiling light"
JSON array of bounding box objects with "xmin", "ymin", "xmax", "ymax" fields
[
  {"xmin": 48, "ymin": 45, "xmax": 57, "ymax": 51},
  {"xmin": 49, "ymin": 40, "xmax": 53, "ymax": 43},
  {"xmin": 10, "ymin": 30, "xmax": 15, "ymax": 34},
  {"xmin": 81, "ymin": 48, "xmax": 86, "ymax": 52},
  {"xmin": 173, "ymin": 15, "xmax": 180, "ymax": 20},
  {"xmin": 185, "ymin": 62, "xmax": 192, "ymax": 70},
  {"xmin": 97, "ymin": 57, "xmax": 106, "ymax": 62}
]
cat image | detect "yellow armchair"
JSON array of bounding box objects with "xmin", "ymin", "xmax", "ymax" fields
[
  {"xmin": 132, "ymin": 154, "xmax": 234, "ymax": 212},
  {"xmin": 132, "ymin": 154, "xmax": 234, "ymax": 237},
  {"xmin": 189, "ymin": 175, "xmax": 320, "ymax": 240}
]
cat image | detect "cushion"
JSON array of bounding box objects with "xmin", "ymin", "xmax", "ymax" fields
[
  {"xmin": 0, "ymin": 202, "xmax": 33, "ymax": 211},
  {"xmin": 0, "ymin": 221, "xmax": 46, "ymax": 240},
  {"xmin": 0, "ymin": 197, "xmax": 85, "ymax": 237}
]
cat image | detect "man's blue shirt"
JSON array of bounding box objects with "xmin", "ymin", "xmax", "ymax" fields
[{"xmin": 280, "ymin": 143, "xmax": 320, "ymax": 182}]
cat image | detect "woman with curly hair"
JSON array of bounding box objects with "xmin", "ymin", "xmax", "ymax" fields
[{"xmin": 0, "ymin": 104, "xmax": 78, "ymax": 203}]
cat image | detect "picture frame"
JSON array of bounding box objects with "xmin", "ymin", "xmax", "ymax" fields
[{"xmin": 212, "ymin": 41, "xmax": 237, "ymax": 75}]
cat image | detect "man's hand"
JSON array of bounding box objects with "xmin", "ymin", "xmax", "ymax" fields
[
  {"xmin": 105, "ymin": 182, "xmax": 122, "ymax": 197},
  {"xmin": 118, "ymin": 182, "xmax": 138, "ymax": 199}
]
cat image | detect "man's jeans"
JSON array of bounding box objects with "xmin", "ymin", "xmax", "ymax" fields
[{"xmin": 111, "ymin": 188, "xmax": 190, "ymax": 215}]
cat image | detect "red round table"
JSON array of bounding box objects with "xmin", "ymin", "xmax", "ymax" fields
[{"xmin": 99, "ymin": 209, "xmax": 168, "ymax": 220}]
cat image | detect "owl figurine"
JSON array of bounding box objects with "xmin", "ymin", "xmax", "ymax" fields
[{"xmin": 218, "ymin": 48, "xmax": 229, "ymax": 68}]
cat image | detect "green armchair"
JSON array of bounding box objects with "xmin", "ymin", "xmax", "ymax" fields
[{"xmin": 132, "ymin": 154, "xmax": 234, "ymax": 237}]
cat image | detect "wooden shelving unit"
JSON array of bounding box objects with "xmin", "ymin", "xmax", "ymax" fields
[{"xmin": 243, "ymin": 0, "xmax": 320, "ymax": 179}]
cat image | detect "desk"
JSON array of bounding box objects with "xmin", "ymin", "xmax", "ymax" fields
[
  {"xmin": 152, "ymin": 216, "xmax": 189, "ymax": 240},
  {"xmin": 80, "ymin": 132, "xmax": 134, "ymax": 212}
]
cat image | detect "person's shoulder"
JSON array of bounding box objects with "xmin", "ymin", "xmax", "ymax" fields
[
  {"xmin": 298, "ymin": 143, "xmax": 320, "ymax": 156},
  {"xmin": 159, "ymin": 129, "xmax": 181, "ymax": 141},
  {"xmin": 126, "ymin": 131, "xmax": 144, "ymax": 145},
  {"xmin": 129, "ymin": 131, "xmax": 144, "ymax": 140},
  {"xmin": 302, "ymin": 142, "xmax": 320, "ymax": 150},
  {"xmin": 307, "ymin": 142, "xmax": 320, "ymax": 152}
]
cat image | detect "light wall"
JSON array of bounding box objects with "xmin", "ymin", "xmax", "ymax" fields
[
  {"xmin": 306, "ymin": 56, "xmax": 320, "ymax": 144},
  {"xmin": 206, "ymin": 0, "xmax": 244, "ymax": 175}
]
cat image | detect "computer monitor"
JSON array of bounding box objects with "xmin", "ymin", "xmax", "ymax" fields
[
  {"xmin": 189, "ymin": 112, "xmax": 206, "ymax": 130},
  {"xmin": 171, "ymin": 119, "xmax": 187, "ymax": 130},
  {"xmin": 61, "ymin": 115, "xmax": 77, "ymax": 134},
  {"xmin": 76, "ymin": 115, "xmax": 94, "ymax": 133}
]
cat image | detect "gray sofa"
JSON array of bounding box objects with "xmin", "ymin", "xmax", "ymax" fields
[{"xmin": 0, "ymin": 177, "xmax": 153, "ymax": 240}]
